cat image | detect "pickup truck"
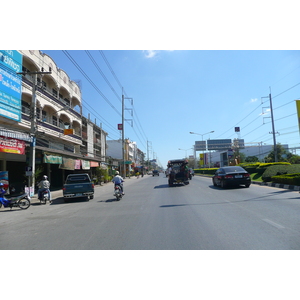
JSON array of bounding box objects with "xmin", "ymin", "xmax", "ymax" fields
[{"xmin": 63, "ymin": 173, "xmax": 94, "ymax": 202}]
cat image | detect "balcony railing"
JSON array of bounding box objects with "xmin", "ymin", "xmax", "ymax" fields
[{"xmin": 22, "ymin": 76, "xmax": 81, "ymax": 119}]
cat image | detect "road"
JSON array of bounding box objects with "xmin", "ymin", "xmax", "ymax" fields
[{"xmin": 1, "ymin": 174, "xmax": 300, "ymax": 250}]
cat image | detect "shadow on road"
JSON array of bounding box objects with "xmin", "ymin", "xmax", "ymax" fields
[
  {"xmin": 154, "ymin": 184, "xmax": 187, "ymax": 189},
  {"xmin": 98, "ymin": 198, "xmax": 120, "ymax": 203}
]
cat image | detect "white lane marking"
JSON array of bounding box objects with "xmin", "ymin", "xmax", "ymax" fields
[{"xmin": 262, "ymin": 219, "xmax": 285, "ymax": 229}]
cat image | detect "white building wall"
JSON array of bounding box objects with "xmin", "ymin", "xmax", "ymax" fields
[
  {"xmin": 107, "ymin": 140, "xmax": 122, "ymax": 159},
  {"xmin": 207, "ymin": 144, "xmax": 289, "ymax": 166},
  {"xmin": 87, "ymin": 122, "xmax": 94, "ymax": 157}
]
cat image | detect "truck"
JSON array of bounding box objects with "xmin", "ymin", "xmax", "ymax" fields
[
  {"xmin": 63, "ymin": 173, "xmax": 94, "ymax": 202},
  {"xmin": 167, "ymin": 159, "xmax": 190, "ymax": 187}
]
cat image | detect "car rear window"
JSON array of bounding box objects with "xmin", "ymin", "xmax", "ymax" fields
[
  {"xmin": 225, "ymin": 167, "xmax": 245, "ymax": 173},
  {"xmin": 66, "ymin": 176, "xmax": 90, "ymax": 184}
]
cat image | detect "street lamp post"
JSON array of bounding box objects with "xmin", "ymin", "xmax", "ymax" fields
[
  {"xmin": 178, "ymin": 148, "xmax": 192, "ymax": 159},
  {"xmin": 190, "ymin": 131, "xmax": 214, "ymax": 167}
]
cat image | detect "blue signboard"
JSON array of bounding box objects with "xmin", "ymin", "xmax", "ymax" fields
[{"xmin": 0, "ymin": 50, "xmax": 23, "ymax": 122}]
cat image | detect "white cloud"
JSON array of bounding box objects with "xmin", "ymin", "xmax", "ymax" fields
[
  {"xmin": 143, "ymin": 50, "xmax": 159, "ymax": 58},
  {"xmin": 251, "ymin": 98, "xmax": 258, "ymax": 103}
]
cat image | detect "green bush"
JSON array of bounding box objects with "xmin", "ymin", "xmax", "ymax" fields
[
  {"xmin": 262, "ymin": 164, "xmax": 300, "ymax": 182},
  {"xmin": 271, "ymin": 173, "xmax": 300, "ymax": 186}
]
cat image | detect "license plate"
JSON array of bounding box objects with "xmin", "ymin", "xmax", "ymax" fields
[
  {"xmin": 235, "ymin": 175, "xmax": 243, "ymax": 178},
  {"xmin": 76, "ymin": 193, "xmax": 82, "ymax": 196}
]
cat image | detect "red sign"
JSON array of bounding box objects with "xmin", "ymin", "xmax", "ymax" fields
[
  {"xmin": 118, "ymin": 124, "xmax": 123, "ymax": 130},
  {"xmin": 0, "ymin": 136, "xmax": 25, "ymax": 155}
]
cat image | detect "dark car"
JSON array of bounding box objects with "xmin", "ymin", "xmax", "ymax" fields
[
  {"xmin": 152, "ymin": 170, "xmax": 159, "ymax": 176},
  {"xmin": 212, "ymin": 166, "xmax": 251, "ymax": 188}
]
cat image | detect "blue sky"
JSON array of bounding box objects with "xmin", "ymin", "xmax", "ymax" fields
[{"xmin": 41, "ymin": 50, "xmax": 300, "ymax": 167}]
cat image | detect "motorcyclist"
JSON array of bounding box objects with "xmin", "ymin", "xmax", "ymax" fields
[
  {"xmin": 111, "ymin": 171, "xmax": 124, "ymax": 195},
  {"xmin": 37, "ymin": 175, "xmax": 51, "ymax": 202}
]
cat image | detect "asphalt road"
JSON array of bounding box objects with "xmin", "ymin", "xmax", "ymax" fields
[{"xmin": 1, "ymin": 174, "xmax": 300, "ymax": 250}]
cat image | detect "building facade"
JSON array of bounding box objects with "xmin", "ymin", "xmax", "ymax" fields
[{"xmin": 0, "ymin": 50, "xmax": 107, "ymax": 192}]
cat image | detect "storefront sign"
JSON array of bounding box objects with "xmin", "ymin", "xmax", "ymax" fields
[
  {"xmin": 63, "ymin": 128, "xmax": 74, "ymax": 135},
  {"xmin": 90, "ymin": 161, "xmax": 99, "ymax": 167},
  {"xmin": 0, "ymin": 135, "xmax": 25, "ymax": 154},
  {"xmin": 0, "ymin": 50, "xmax": 22, "ymax": 122}
]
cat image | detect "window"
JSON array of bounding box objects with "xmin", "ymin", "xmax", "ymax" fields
[
  {"xmin": 59, "ymin": 119, "xmax": 64, "ymax": 129},
  {"xmin": 36, "ymin": 108, "xmax": 41, "ymax": 119},
  {"xmin": 52, "ymin": 116, "xmax": 57, "ymax": 126},
  {"xmin": 52, "ymin": 89, "xmax": 58, "ymax": 97},
  {"xmin": 42, "ymin": 110, "xmax": 47, "ymax": 122},
  {"xmin": 22, "ymin": 101, "xmax": 30, "ymax": 114}
]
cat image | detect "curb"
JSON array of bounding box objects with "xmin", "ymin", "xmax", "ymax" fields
[{"xmin": 251, "ymin": 181, "xmax": 300, "ymax": 191}]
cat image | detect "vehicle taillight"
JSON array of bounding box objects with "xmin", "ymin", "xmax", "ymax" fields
[
  {"xmin": 92, "ymin": 183, "xmax": 94, "ymax": 188},
  {"xmin": 244, "ymin": 173, "xmax": 250, "ymax": 177},
  {"xmin": 225, "ymin": 175, "xmax": 234, "ymax": 179}
]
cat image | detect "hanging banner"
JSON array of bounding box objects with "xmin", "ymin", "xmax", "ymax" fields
[
  {"xmin": 74, "ymin": 160, "xmax": 81, "ymax": 169},
  {"xmin": 59, "ymin": 157, "xmax": 75, "ymax": 170},
  {"xmin": 81, "ymin": 160, "xmax": 90, "ymax": 170},
  {"xmin": 44, "ymin": 154, "xmax": 62, "ymax": 164},
  {"xmin": 296, "ymin": 100, "xmax": 300, "ymax": 134},
  {"xmin": 0, "ymin": 136, "xmax": 25, "ymax": 154}
]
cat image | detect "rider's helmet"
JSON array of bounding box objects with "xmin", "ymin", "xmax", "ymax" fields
[
  {"xmin": 43, "ymin": 175, "xmax": 48, "ymax": 180},
  {"xmin": 115, "ymin": 171, "xmax": 119, "ymax": 175}
]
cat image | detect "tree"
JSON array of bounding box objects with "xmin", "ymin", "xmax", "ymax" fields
[
  {"xmin": 287, "ymin": 153, "xmax": 300, "ymax": 164},
  {"xmin": 264, "ymin": 143, "xmax": 289, "ymax": 162},
  {"xmin": 245, "ymin": 156, "xmax": 259, "ymax": 162}
]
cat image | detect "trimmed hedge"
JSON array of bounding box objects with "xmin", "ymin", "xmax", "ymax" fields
[
  {"xmin": 262, "ymin": 164, "xmax": 300, "ymax": 182},
  {"xmin": 194, "ymin": 168, "xmax": 218, "ymax": 175},
  {"xmin": 271, "ymin": 173, "xmax": 300, "ymax": 186}
]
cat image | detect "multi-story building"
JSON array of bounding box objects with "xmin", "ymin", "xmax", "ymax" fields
[
  {"xmin": 0, "ymin": 50, "xmax": 107, "ymax": 192},
  {"xmin": 106, "ymin": 139, "xmax": 145, "ymax": 175}
]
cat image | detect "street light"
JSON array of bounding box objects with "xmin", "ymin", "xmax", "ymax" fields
[
  {"xmin": 178, "ymin": 148, "xmax": 193, "ymax": 158},
  {"xmin": 190, "ymin": 131, "xmax": 214, "ymax": 167}
]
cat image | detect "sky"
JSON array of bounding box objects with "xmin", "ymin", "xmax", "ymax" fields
[
  {"xmin": 6, "ymin": 2, "xmax": 300, "ymax": 294},
  {"xmin": 7, "ymin": 2, "xmax": 300, "ymax": 169},
  {"xmin": 40, "ymin": 50, "xmax": 300, "ymax": 167}
]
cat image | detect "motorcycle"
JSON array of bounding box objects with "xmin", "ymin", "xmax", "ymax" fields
[
  {"xmin": 0, "ymin": 193, "xmax": 31, "ymax": 210},
  {"xmin": 114, "ymin": 185, "xmax": 123, "ymax": 201},
  {"xmin": 38, "ymin": 189, "xmax": 51, "ymax": 204}
]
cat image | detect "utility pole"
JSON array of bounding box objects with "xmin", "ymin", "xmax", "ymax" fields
[
  {"xmin": 121, "ymin": 88, "xmax": 133, "ymax": 178},
  {"xmin": 17, "ymin": 69, "xmax": 52, "ymax": 195},
  {"xmin": 269, "ymin": 89, "xmax": 278, "ymax": 162}
]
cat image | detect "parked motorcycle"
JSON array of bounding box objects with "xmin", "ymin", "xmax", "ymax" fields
[
  {"xmin": 114, "ymin": 185, "xmax": 123, "ymax": 201},
  {"xmin": 0, "ymin": 193, "xmax": 31, "ymax": 210},
  {"xmin": 39, "ymin": 189, "xmax": 51, "ymax": 204}
]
